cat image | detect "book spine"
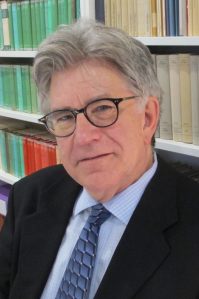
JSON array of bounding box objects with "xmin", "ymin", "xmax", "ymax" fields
[
  {"xmin": 35, "ymin": 0, "xmax": 42, "ymax": 45},
  {"xmin": 121, "ymin": 0, "xmax": 128, "ymax": 33},
  {"xmin": 169, "ymin": 54, "xmax": 182, "ymax": 141},
  {"xmin": 22, "ymin": 0, "xmax": 33, "ymax": 50},
  {"xmin": 80, "ymin": 0, "xmax": 86, "ymax": 18},
  {"xmin": 156, "ymin": 0, "xmax": 162, "ymax": 36},
  {"xmin": 17, "ymin": 2, "xmax": 24, "ymax": 50},
  {"xmin": 29, "ymin": 66, "xmax": 38, "ymax": 113},
  {"xmin": 58, "ymin": 0, "xmax": 68, "ymax": 25},
  {"xmin": 21, "ymin": 66, "xmax": 28, "ymax": 112},
  {"xmin": 179, "ymin": 53, "xmax": 192, "ymax": 143},
  {"xmin": 105, "ymin": 0, "xmax": 111, "ymax": 26},
  {"xmin": 187, "ymin": 0, "xmax": 193, "ymax": 36},
  {"xmin": 40, "ymin": 0, "xmax": 46, "ymax": 40},
  {"xmin": 156, "ymin": 55, "xmax": 172, "ymax": 139},
  {"xmin": 15, "ymin": 65, "xmax": 24, "ymax": 112},
  {"xmin": 111, "ymin": 0, "xmax": 117, "ymax": 27},
  {"xmin": 165, "ymin": 0, "xmax": 170, "ymax": 36},
  {"xmin": 13, "ymin": 66, "xmax": 19, "ymax": 111},
  {"xmin": 30, "ymin": 0, "xmax": 38, "ymax": 50},
  {"xmin": 1, "ymin": 1, "xmax": 11, "ymax": 50},
  {"xmin": 1, "ymin": 66, "xmax": 7, "ymax": 109},
  {"xmin": 5, "ymin": 66, "xmax": 12, "ymax": 110},
  {"xmin": 95, "ymin": 0, "xmax": 105, "ymax": 24},
  {"xmin": 13, "ymin": 134, "xmax": 19, "ymax": 177},
  {"xmin": 76, "ymin": 0, "xmax": 80, "ymax": 19},
  {"xmin": 22, "ymin": 136, "xmax": 29, "ymax": 176},
  {"xmin": 34, "ymin": 140, "xmax": 42, "ymax": 171},
  {"xmin": 19, "ymin": 136, "xmax": 25, "ymax": 177},
  {"xmin": 0, "ymin": 67, "xmax": 3, "ymax": 107},
  {"xmin": 116, "ymin": 0, "xmax": 121, "ymax": 29},
  {"xmin": 0, "ymin": 130, "xmax": 8, "ymax": 172},
  {"xmin": 161, "ymin": 0, "xmax": 166, "ymax": 36},
  {"xmin": 128, "ymin": 0, "xmax": 134, "ymax": 36},
  {"xmin": 8, "ymin": 65, "xmax": 16, "ymax": 111},
  {"xmin": 8, "ymin": 3, "xmax": 14, "ymax": 50},
  {"xmin": 179, "ymin": 0, "xmax": 187, "ymax": 36},
  {"xmin": 48, "ymin": 0, "xmax": 53, "ymax": 35},
  {"xmin": 174, "ymin": 0, "xmax": 179, "ymax": 35},
  {"xmin": 0, "ymin": 5, "xmax": 4, "ymax": 50},
  {"xmin": 52, "ymin": 0, "xmax": 58, "ymax": 31},
  {"xmin": 68, "ymin": 0, "xmax": 76, "ymax": 23},
  {"xmin": 168, "ymin": 0, "xmax": 175, "ymax": 36},
  {"xmin": 23, "ymin": 66, "xmax": 32, "ymax": 113},
  {"xmin": 44, "ymin": 0, "xmax": 49, "ymax": 36},
  {"xmin": 151, "ymin": 0, "xmax": 157, "ymax": 36},
  {"xmin": 190, "ymin": 55, "xmax": 199, "ymax": 145},
  {"xmin": 12, "ymin": 3, "xmax": 19, "ymax": 50}
]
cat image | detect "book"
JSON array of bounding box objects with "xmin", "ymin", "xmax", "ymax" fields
[
  {"xmin": 83, "ymin": 0, "xmax": 95, "ymax": 20},
  {"xmin": 166, "ymin": 0, "xmax": 175, "ymax": 36},
  {"xmin": 169, "ymin": 54, "xmax": 182, "ymax": 141},
  {"xmin": 156, "ymin": 0, "xmax": 162, "ymax": 36},
  {"xmin": 58, "ymin": 0, "xmax": 68, "ymax": 25},
  {"xmin": 29, "ymin": 66, "xmax": 38, "ymax": 114},
  {"xmin": 151, "ymin": 0, "xmax": 157, "ymax": 36},
  {"xmin": 128, "ymin": 0, "xmax": 135, "ymax": 36},
  {"xmin": 187, "ymin": 0, "xmax": 193, "ymax": 36},
  {"xmin": 13, "ymin": 65, "xmax": 24, "ymax": 112},
  {"xmin": 35, "ymin": 0, "xmax": 42, "ymax": 45},
  {"xmin": 68, "ymin": 0, "xmax": 76, "ymax": 23},
  {"xmin": 16, "ymin": 2, "xmax": 24, "ymax": 50},
  {"xmin": 178, "ymin": 53, "xmax": 192, "ymax": 143},
  {"xmin": 80, "ymin": 0, "xmax": 86, "ymax": 18},
  {"xmin": 192, "ymin": 0, "xmax": 199, "ymax": 36},
  {"xmin": 0, "ymin": 5, "xmax": 4, "ymax": 50},
  {"xmin": 121, "ymin": 0, "xmax": 128, "ymax": 33},
  {"xmin": 156, "ymin": 55, "xmax": 172, "ymax": 139},
  {"xmin": 179, "ymin": 0, "xmax": 187, "ymax": 36},
  {"xmin": 21, "ymin": 0, "xmax": 33, "ymax": 50},
  {"xmin": 12, "ymin": 3, "xmax": 20, "ymax": 50},
  {"xmin": 174, "ymin": 0, "xmax": 179, "ymax": 36},
  {"xmin": 76, "ymin": 0, "xmax": 80, "ymax": 19},
  {"xmin": 161, "ymin": 0, "xmax": 166, "ymax": 36},
  {"xmin": 52, "ymin": 0, "xmax": 58, "ymax": 31},
  {"xmin": 0, "ymin": 67, "xmax": 3, "ymax": 107},
  {"xmin": 1, "ymin": 0, "xmax": 11, "ymax": 50},
  {"xmin": 40, "ymin": 0, "xmax": 46, "ymax": 41},
  {"xmin": 104, "ymin": 0, "xmax": 111, "ymax": 26},
  {"xmin": 116, "ymin": 0, "xmax": 121, "ymax": 29},
  {"xmin": 8, "ymin": 2, "xmax": 14, "ymax": 50},
  {"xmin": 8, "ymin": 65, "xmax": 16, "ymax": 111},
  {"xmin": 30, "ymin": 0, "xmax": 38, "ymax": 50},
  {"xmin": 111, "ymin": 0, "xmax": 117, "ymax": 27},
  {"xmin": 95, "ymin": 0, "xmax": 105, "ymax": 24},
  {"xmin": 137, "ymin": 0, "xmax": 151, "ymax": 37},
  {"xmin": 21, "ymin": 65, "xmax": 32, "ymax": 113},
  {"xmin": 47, "ymin": 0, "xmax": 53, "ymax": 35},
  {"xmin": 190, "ymin": 55, "xmax": 199, "ymax": 145}
]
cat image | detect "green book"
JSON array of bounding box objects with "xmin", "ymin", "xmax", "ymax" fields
[
  {"xmin": 40, "ymin": 0, "xmax": 46, "ymax": 41},
  {"xmin": 1, "ymin": 65, "xmax": 9, "ymax": 109},
  {"xmin": 5, "ymin": 130, "xmax": 12, "ymax": 175},
  {"xmin": 14, "ymin": 65, "xmax": 24, "ymax": 111},
  {"xmin": 8, "ymin": 65, "xmax": 16, "ymax": 111},
  {"xmin": 35, "ymin": 0, "xmax": 41, "ymax": 45},
  {"xmin": 12, "ymin": 3, "xmax": 20, "ymax": 51},
  {"xmin": 68, "ymin": 0, "xmax": 76, "ymax": 24},
  {"xmin": 0, "ymin": 66, "xmax": 4, "ymax": 107},
  {"xmin": 0, "ymin": 5, "xmax": 4, "ymax": 50},
  {"xmin": 0, "ymin": 129, "xmax": 8, "ymax": 172},
  {"xmin": 17, "ymin": 2, "xmax": 24, "ymax": 50},
  {"xmin": 44, "ymin": 0, "xmax": 49, "ymax": 37},
  {"xmin": 29, "ymin": 66, "xmax": 38, "ymax": 114},
  {"xmin": 76, "ymin": 0, "xmax": 80, "ymax": 19},
  {"xmin": 30, "ymin": 0, "xmax": 38, "ymax": 50},
  {"xmin": 21, "ymin": 0, "xmax": 33, "ymax": 50},
  {"xmin": 8, "ymin": 3, "xmax": 14, "ymax": 50},
  {"xmin": 58, "ymin": 0, "xmax": 68, "ymax": 25},
  {"xmin": 47, "ymin": 0, "xmax": 53, "ymax": 35},
  {"xmin": 18, "ymin": 134, "xmax": 25, "ymax": 177},
  {"xmin": 52, "ymin": 0, "xmax": 58, "ymax": 31},
  {"xmin": 12, "ymin": 133, "xmax": 19, "ymax": 177},
  {"xmin": 21, "ymin": 65, "xmax": 32, "ymax": 113}
]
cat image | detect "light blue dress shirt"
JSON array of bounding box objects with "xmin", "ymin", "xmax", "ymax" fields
[{"xmin": 41, "ymin": 153, "xmax": 158, "ymax": 299}]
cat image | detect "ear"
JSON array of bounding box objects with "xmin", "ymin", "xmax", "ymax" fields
[{"xmin": 143, "ymin": 96, "xmax": 159, "ymax": 145}]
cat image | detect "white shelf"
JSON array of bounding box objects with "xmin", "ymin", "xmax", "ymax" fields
[
  {"xmin": 0, "ymin": 108, "xmax": 42, "ymax": 123},
  {"xmin": 0, "ymin": 51, "xmax": 37, "ymax": 58},
  {"xmin": 0, "ymin": 170, "xmax": 19, "ymax": 185},
  {"xmin": 136, "ymin": 36, "xmax": 199, "ymax": 46},
  {"xmin": 155, "ymin": 138, "xmax": 199, "ymax": 158}
]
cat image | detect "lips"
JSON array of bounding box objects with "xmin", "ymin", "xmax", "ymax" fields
[{"xmin": 81, "ymin": 154, "xmax": 109, "ymax": 161}]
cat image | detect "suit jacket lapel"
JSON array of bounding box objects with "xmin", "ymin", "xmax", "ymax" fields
[
  {"xmin": 94, "ymin": 157, "xmax": 178, "ymax": 299},
  {"xmin": 10, "ymin": 174, "xmax": 82, "ymax": 299}
]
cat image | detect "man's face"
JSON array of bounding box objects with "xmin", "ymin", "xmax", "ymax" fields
[{"xmin": 50, "ymin": 60, "xmax": 159, "ymax": 202}]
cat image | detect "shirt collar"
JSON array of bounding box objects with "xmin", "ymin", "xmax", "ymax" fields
[{"xmin": 74, "ymin": 152, "xmax": 158, "ymax": 225}]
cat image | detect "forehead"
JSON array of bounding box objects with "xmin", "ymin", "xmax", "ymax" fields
[{"xmin": 49, "ymin": 60, "xmax": 131, "ymax": 109}]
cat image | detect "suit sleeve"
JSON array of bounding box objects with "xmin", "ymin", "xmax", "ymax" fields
[{"xmin": 0, "ymin": 185, "xmax": 16, "ymax": 299}]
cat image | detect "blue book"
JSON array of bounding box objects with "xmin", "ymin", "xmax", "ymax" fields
[
  {"xmin": 166, "ymin": 0, "xmax": 170, "ymax": 36},
  {"xmin": 95, "ymin": 0, "xmax": 105, "ymax": 24},
  {"xmin": 12, "ymin": 3, "xmax": 20, "ymax": 50},
  {"xmin": 168, "ymin": 0, "xmax": 175, "ymax": 36},
  {"xmin": 0, "ymin": 67, "xmax": 3, "ymax": 107},
  {"xmin": 174, "ymin": 0, "xmax": 179, "ymax": 36}
]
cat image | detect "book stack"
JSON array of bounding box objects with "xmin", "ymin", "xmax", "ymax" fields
[
  {"xmin": 0, "ymin": 64, "xmax": 40, "ymax": 114},
  {"xmin": 93, "ymin": 0, "xmax": 198, "ymax": 37},
  {"xmin": 0, "ymin": 0, "xmax": 80, "ymax": 51},
  {"xmin": 0, "ymin": 183, "xmax": 11, "ymax": 232},
  {"xmin": 0, "ymin": 127, "xmax": 61, "ymax": 178},
  {"xmin": 154, "ymin": 53, "xmax": 199, "ymax": 146}
]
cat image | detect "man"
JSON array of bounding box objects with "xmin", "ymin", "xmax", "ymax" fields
[{"xmin": 0, "ymin": 19, "xmax": 199, "ymax": 299}]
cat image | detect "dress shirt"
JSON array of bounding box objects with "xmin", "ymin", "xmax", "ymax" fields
[{"xmin": 40, "ymin": 153, "xmax": 158, "ymax": 299}]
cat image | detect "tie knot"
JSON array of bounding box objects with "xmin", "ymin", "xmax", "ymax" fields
[{"xmin": 87, "ymin": 204, "xmax": 111, "ymax": 225}]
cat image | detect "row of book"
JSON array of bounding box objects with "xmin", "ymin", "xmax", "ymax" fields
[
  {"xmin": 154, "ymin": 53, "xmax": 199, "ymax": 146},
  {"xmin": 0, "ymin": 0, "xmax": 80, "ymax": 51},
  {"xmin": 87, "ymin": 0, "xmax": 198, "ymax": 37},
  {"xmin": 0, "ymin": 124, "xmax": 62, "ymax": 179},
  {"xmin": 0, "ymin": 64, "xmax": 40, "ymax": 114}
]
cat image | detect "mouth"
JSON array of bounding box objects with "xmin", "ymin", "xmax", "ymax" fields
[{"xmin": 81, "ymin": 153, "xmax": 110, "ymax": 162}]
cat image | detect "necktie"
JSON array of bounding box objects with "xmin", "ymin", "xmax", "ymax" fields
[{"xmin": 56, "ymin": 204, "xmax": 111, "ymax": 299}]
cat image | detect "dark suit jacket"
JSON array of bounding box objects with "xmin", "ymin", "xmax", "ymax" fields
[{"xmin": 0, "ymin": 156, "xmax": 199, "ymax": 299}]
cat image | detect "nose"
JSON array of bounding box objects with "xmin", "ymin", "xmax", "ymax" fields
[{"xmin": 73, "ymin": 113, "xmax": 102, "ymax": 145}]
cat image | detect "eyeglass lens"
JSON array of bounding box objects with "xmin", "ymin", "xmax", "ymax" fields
[{"xmin": 46, "ymin": 99, "xmax": 118, "ymax": 137}]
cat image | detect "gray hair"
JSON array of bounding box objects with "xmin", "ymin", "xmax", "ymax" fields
[{"xmin": 33, "ymin": 18, "xmax": 162, "ymax": 116}]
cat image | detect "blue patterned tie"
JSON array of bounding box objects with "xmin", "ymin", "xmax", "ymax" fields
[{"xmin": 55, "ymin": 204, "xmax": 111, "ymax": 299}]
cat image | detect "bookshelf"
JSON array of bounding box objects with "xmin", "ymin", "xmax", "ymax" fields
[{"xmin": 0, "ymin": 36, "xmax": 199, "ymax": 184}]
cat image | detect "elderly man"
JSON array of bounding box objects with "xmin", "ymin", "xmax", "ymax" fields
[{"xmin": 0, "ymin": 19, "xmax": 199, "ymax": 299}]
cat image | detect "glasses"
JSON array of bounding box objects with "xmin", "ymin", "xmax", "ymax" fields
[{"xmin": 38, "ymin": 96, "xmax": 138, "ymax": 137}]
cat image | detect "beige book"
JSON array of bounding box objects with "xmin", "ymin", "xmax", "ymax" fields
[
  {"xmin": 169, "ymin": 55, "xmax": 182, "ymax": 142},
  {"xmin": 190, "ymin": 56, "xmax": 199, "ymax": 145},
  {"xmin": 151, "ymin": 0, "xmax": 157, "ymax": 36},
  {"xmin": 121, "ymin": 0, "xmax": 129, "ymax": 33},
  {"xmin": 111, "ymin": 0, "xmax": 117, "ymax": 27},
  {"xmin": 105, "ymin": 0, "xmax": 112, "ymax": 26},
  {"xmin": 192, "ymin": 0, "xmax": 199, "ymax": 36},
  {"xmin": 116, "ymin": 0, "xmax": 122, "ymax": 29},
  {"xmin": 188, "ymin": 0, "xmax": 193, "ymax": 36},
  {"xmin": 161, "ymin": 0, "xmax": 166, "ymax": 36},
  {"xmin": 128, "ymin": 0, "xmax": 135, "ymax": 36},
  {"xmin": 156, "ymin": 0, "xmax": 162, "ymax": 36},
  {"xmin": 156, "ymin": 55, "xmax": 172, "ymax": 140},
  {"xmin": 137, "ymin": 0, "xmax": 151, "ymax": 37},
  {"xmin": 179, "ymin": 0, "xmax": 187, "ymax": 36},
  {"xmin": 178, "ymin": 54, "xmax": 192, "ymax": 143},
  {"xmin": 1, "ymin": 1, "xmax": 11, "ymax": 50}
]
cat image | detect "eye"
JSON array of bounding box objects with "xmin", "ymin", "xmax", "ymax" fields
[
  {"xmin": 92, "ymin": 104, "xmax": 113, "ymax": 113},
  {"xmin": 56, "ymin": 113, "xmax": 74, "ymax": 122}
]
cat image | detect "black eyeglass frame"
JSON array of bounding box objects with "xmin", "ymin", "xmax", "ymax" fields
[{"xmin": 38, "ymin": 96, "xmax": 139, "ymax": 138}]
